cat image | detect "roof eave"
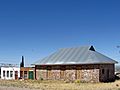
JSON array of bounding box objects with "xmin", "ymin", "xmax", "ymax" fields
[{"xmin": 35, "ymin": 62, "xmax": 117, "ymax": 66}]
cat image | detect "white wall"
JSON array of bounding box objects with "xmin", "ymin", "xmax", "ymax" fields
[{"xmin": 1, "ymin": 67, "xmax": 20, "ymax": 80}]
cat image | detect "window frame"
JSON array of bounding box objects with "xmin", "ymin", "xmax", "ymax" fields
[
  {"xmin": 7, "ymin": 71, "xmax": 9, "ymax": 77},
  {"xmin": 3, "ymin": 70, "xmax": 5, "ymax": 77},
  {"xmin": 10, "ymin": 71, "xmax": 13, "ymax": 78}
]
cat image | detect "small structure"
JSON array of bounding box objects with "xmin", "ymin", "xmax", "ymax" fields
[
  {"xmin": 20, "ymin": 56, "xmax": 35, "ymax": 80},
  {"xmin": 0, "ymin": 64, "xmax": 20, "ymax": 80},
  {"xmin": 34, "ymin": 46, "xmax": 118, "ymax": 82},
  {"xmin": 20, "ymin": 67, "xmax": 35, "ymax": 80}
]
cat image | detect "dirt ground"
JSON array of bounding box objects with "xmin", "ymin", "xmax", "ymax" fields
[
  {"xmin": 0, "ymin": 80, "xmax": 120, "ymax": 90},
  {"xmin": 0, "ymin": 86, "xmax": 39, "ymax": 90}
]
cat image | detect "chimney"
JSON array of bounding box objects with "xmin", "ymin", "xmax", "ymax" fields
[{"xmin": 20, "ymin": 56, "xmax": 24, "ymax": 67}]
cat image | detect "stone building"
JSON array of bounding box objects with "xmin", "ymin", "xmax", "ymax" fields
[{"xmin": 34, "ymin": 46, "xmax": 118, "ymax": 82}]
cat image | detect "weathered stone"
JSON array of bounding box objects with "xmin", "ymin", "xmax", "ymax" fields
[
  {"xmin": 35, "ymin": 64, "xmax": 115, "ymax": 82},
  {"xmin": 36, "ymin": 70, "xmax": 47, "ymax": 80},
  {"xmin": 51, "ymin": 70, "xmax": 60, "ymax": 80}
]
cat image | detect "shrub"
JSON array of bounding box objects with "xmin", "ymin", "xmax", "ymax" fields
[
  {"xmin": 74, "ymin": 80, "xmax": 81, "ymax": 83},
  {"xmin": 39, "ymin": 77, "xmax": 43, "ymax": 81}
]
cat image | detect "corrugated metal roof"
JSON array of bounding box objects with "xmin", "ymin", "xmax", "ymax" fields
[{"xmin": 34, "ymin": 46, "xmax": 118, "ymax": 65}]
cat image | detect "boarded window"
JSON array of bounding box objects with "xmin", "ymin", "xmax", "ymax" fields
[{"xmin": 102, "ymin": 69, "xmax": 105, "ymax": 74}]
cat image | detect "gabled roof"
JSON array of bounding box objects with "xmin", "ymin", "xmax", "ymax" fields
[{"xmin": 34, "ymin": 46, "xmax": 118, "ymax": 65}]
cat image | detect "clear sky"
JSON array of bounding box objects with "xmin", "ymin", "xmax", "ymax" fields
[{"xmin": 0, "ymin": 0, "xmax": 120, "ymax": 66}]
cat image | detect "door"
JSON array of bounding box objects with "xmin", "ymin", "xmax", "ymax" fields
[
  {"xmin": 20, "ymin": 71, "xmax": 23, "ymax": 79},
  {"xmin": 107, "ymin": 69, "xmax": 109, "ymax": 81},
  {"xmin": 29, "ymin": 71, "xmax": 34, "ymax": 80},
  {"xmin": 15, "ymin": 71, "xmax": 18, "ymax": 80}
]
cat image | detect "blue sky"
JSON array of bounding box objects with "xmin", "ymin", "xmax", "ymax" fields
[{"xmin": 0, "ymin": 0, "xmax": 120, "ymax": 65}]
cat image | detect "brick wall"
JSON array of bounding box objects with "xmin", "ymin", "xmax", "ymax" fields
[{"xmin": 20, "ymin": 67, "xmax": 35, "ymax": 80}]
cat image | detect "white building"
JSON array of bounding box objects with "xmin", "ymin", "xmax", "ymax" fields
[{"xmin": 0, "ymin": 67, "xmax": 20, "ymax": 80}]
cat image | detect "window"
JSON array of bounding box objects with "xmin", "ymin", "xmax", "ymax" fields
[
  {"xmin": 7, "ymin": 71, "xmax": 9, "ymax": 77},
  {"xmin": 3, "ymin": 70, "xmax": 5, "ymax": 77},
  {"xmin": 10, "ymin": 71, "xmax": 13, "ymax": 77},
  {"xmin": 24, "ymin": 71, "xmax": 27, "ymax": 79},
  {"xmin": 47, "ymin": 66, "xmax": 51, "ymax": 70},
  {"xmin": 102, "ymin": 69, "xmax": 105, "ymax": 74}
]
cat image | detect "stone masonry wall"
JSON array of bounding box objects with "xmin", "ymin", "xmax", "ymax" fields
[
  {"xmin": 36, "ymin": 69, "xmax": 47, "ymax": 80},
  {"xmin": 51, "ymin": 70, "xmax": 60, "ymax": 80},
  {"xmin": 51, "ymin": 66, "xmax": 60, "ymax": 80},
  {"xmin": 35, "ymin": 64, "xmax": 115, "ymax": 82},
  {"xmin": 80, "ymin": 65, "xmax": 99, "ymax": 82}
]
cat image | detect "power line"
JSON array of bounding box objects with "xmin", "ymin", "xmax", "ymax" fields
[{"xmin": 0, "ymin": 63, "xmax": 19, "ymax": 67}]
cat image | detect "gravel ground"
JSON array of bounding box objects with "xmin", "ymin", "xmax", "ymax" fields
[{"xmin": 0, "ymin": 86, "xmax": 40, "ymax": 90}]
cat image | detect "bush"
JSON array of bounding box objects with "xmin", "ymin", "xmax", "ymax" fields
[
  {"xmin": 74, "ymin": 80, "xmax": 81, "ymax": 83},
  {"xmin": 39, "ymin": 77, "xmax": 43, "ymax": 81}
]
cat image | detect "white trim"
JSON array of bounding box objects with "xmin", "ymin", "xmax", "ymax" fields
[{"xmin": 0, "ymin": 67, "xmax": 20, "ymax": 80}]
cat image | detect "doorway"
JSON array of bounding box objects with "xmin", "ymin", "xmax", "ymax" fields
[
  {"xmin": 15, "ymin": 71, "xmax": 18, "ymax": 80},
  {"xmin": 29, "ymin": 71, "xmax": 34, "ymax": 80},
  {"xmin": 107, "ymin": 69, "xmax": 109, "ymax": 81}
]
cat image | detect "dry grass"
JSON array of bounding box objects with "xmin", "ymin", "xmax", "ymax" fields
[{"xmin": 0, "ymin": 80, "xmax": 120, "ymax": 90}]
